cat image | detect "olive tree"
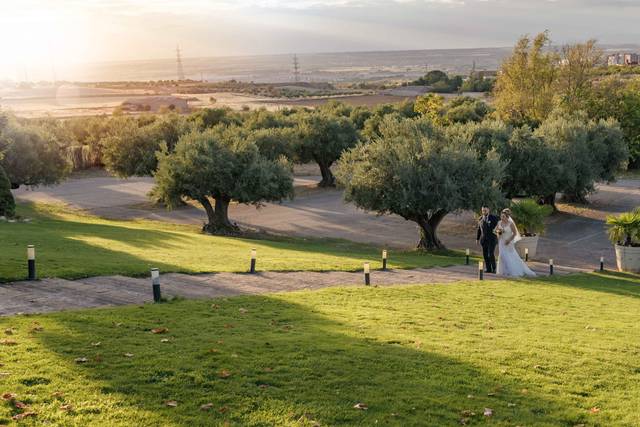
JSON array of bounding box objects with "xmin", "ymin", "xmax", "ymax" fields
[
  {"xmin": 496, "ymin": 125, "xmax": 563, "ymax": 202},
  {"xmin": 336, "ymin": 117, "xmax": 504, "ymax": 250},
  {"xmin": 0, "ymin": 117, "xmax": 69, "ymax": 190},
  {"xmin": 294, "ymin": 112, "xmax": 359, "ymax": 187},
  {"xmin": 151, "ymin": 126, "xmax": 293, "ymax": 234},
  {"xmin": 533, "ymin": 112, "xmax": 627, "ymax": 203}
]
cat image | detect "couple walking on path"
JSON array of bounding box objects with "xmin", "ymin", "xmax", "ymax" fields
[{"xmin": 476, "ymin": 206, "xmax": 536, "ymax": 277}]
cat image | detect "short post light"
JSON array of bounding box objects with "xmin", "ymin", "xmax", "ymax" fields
[
  {"xmin": 27, "ymin": 245, "xmax": 36, "ymax": 281},
  {"xmin": 250, "ymin": 248, "xmax": 257, "ymax": 274},
  {"xmin": 478, "ymin": 261, "xmax": 484, "ymax": 281},
  {"xmin": 549, "ymin": 259, "xmax": 554, "ymax": 276},
  {"xmin": 364, "ymin": 262, "xmax": 371, "ymax": 286},
  {"xmin": 151, "ymin": 268, "xmax": 162, "ymax": 303},
  {"xmin": 382, "ymin": 250, "xmax": 388, "ymax": 271},
  {"xmin": 599, "ymin": 256, "xmax": 604, "ymax": 272},
  {"xmin": 524, "ymin": 247, "xmax": 529, "ymax": 262},
  {"xmin": 465, "ymin": 248, "xmax": 470, "ymax": 265}
]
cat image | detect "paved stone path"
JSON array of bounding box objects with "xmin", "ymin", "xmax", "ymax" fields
[{"xmin": 0, "ymin": 262, "xmax": 584, "ymax": 317}]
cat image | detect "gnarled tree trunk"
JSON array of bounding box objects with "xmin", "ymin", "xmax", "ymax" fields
[
  {"xmin": 317, "ymin": 161, "xmax": 335, "ymax": 187},
  {"xmin": 199, "ymin": 196, "xmax": 239, "ymax": 234},
  {"xmin": 415, "ymin": 210, "xmax": 448, "ymax": 250}
]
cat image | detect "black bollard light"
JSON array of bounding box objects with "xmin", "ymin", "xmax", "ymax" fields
[
  {"xmin": 27, "ymin": 245, "xmax": 36, "ymax": 281},
  {"xmin": 250, "ymin": 248, "xmax": 257, "ymax": 274},
  {"xmin": 151, "ymin": 268, "xmax": 162, "ymax": 302},
  {"xmin": 549, "ymin": 259, "xmax": 554, "ymax": 276},
  {"xmin": 382, "ymin": 250, "xmax": 388, "ymax": 271},
  {"xmin": 478, "ymin": 261, "xmax": 484, "ymax": 281},
  {"xmin": 524, "ymin": 247, "xmax": 529, "ymax": 262},
  {"xmin": 599, "ymin": 256, "xmax": 604, "ymax": 272},
  {"xmin": 364, "ymin": 262, "xmax": 371, "ymax": 286},
  {"xmin": 465, "ymin": 248, "xmax": 470, "ymax": 265}
]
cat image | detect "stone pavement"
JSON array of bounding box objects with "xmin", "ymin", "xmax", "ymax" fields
[{"xmin": 0, "ymin": 262, "xmax": 585, "ymax": 317}]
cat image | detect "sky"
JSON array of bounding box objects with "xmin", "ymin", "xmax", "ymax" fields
[{"xmin": 0, "ymin": 0, "xmax": 639, "ymax": 80}]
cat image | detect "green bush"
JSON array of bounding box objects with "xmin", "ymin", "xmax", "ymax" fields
[
  {"xmin": 606, "ymin": 209, "xmax": 640, "ymax": 246},
  {"xmin": 509, "ymin": 198, "xmax": 553, "ymax": 236},
  {"xmin": 0, "ymin": 165, "xmax": 15, "ymax": 218}
]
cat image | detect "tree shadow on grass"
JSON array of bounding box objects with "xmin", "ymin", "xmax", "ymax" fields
[{"xmin": 27, "ymin": 295, "xmax": 589, "ymax": 426}]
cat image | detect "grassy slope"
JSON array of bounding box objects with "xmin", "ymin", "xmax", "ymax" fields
[
  {"xmin": 1, "ymin": 272, "xmax": 639, "ymax": 426},
  {"xmin": 0, "ymin": 204, "xmax": 463, "ymax": 282}
]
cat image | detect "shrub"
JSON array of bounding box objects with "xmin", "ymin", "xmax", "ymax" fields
[
  {"xmin": 606, "ymin": 209, "xmax": 640, "ymax": 247},
  {"xmin": 509, "ymin": 199, "xmax": 553, "ymax": 236}
]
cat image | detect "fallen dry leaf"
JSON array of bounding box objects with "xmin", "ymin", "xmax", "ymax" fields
[
  {"xmin": 460, "ymin": 410, "xmax": 475, "ymax": 417},
  {"xmin": 51, "ymin": 391, "xmax": 64, "ymax": 398},
  {"xmin": 258, "ymin": 384, "xmax": 269, "ymax": 389},
  {"xmin": 4, "ymin": 328, "xmax": 13, "ymax": 335},
  {"xmin": 239, "ymin": 308, "xmax": 248, "ymax": 314},
  {"xmin": 224, "ymin": 324, "xmax": 234, "ymax": 329},
  {"xmin": 0, "ymin": 339, "xmax": 17, "ymax": 346},
  {"xmin": 91, "ymin": 342, "xmax": 101, "ymax": 347},
  {"xmin": 218, "ymin": 406, "xmax": 228, "ymax": 414},
  {"xmin": 353, "ymin": 402, "xmax": 368, "ymax": 410},
  {"xmin": 12, "ymin": 411, "xmax": 36, "ymax": 421},
  {"xmin": 507, "ymin": 402, "xmax": 516, "ymax": 407},
  {"xmin": 1, "ymin": 392, "xmax": 17, "ymax": 400},
  {"xmin": 484, "ymin": 408, "xmax": 493, "ymax": 417},
  {"xmin": 74, "ymin": 357, "xmax": 88, "ymax": 364},
  {"xmin": 30, "ymin": 323, "xmax": 43, "ymax": 332},
  {"xmin": 160, "ymin": 338, "xmax": 170, "ymax": 343},
  {"xmin": 60, "ymin": 404, "xmax": 73, "ymax": 412},
  {"xmin": 13, "ymin": 401, "xmax": 29, "ymax": 409},
  {"xmin": 217, "ymin": 340, "xmax": 224, "ymax": 344},
  {"xmin": 123, "ymin": 353, "xmax": 134, "ymax": 358},
  {"xmin": 151, "ymin": 328, "xmax": 169, "ymax": 334},
  {"xmin": 165, "ymin": 400, "xmax": 178, "ymax": 407},
  {"xmin": 200, "ymin": 403, "xmax": 214, "ymax": 411},
  {"xmin": 264, "ymin": 367, "xmax": 273, "ymax": 372},
  {"xmin": 219, "ymin": 369, "xmax": 232, "ymax": 378},
  {"xmin": 590, "ymin": 407, "xmax": 600, "ymax": 414},
  {"xmin": 211, "ymin": 304, "xmax": 220, "ymax": 310}
]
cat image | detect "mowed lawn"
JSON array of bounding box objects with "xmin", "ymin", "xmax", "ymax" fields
[
  {"xmin": 1, "ymin": 273, "xmax": 639, "ymax": 426},
  {"xmin": 0, "ymin": 204, "xmax": 464, "ymax": 282}
]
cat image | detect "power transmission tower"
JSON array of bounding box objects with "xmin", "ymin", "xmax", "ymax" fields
[
  {"xmin": 176, "ymin": 45, "xmax": 186, "ymax": 81},
  {"xmin": 292, "ymin": 54, "xmax": 300, "ymax": 83}
]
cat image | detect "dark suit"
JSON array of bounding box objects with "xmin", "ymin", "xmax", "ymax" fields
[{"xmin": 476, "ymin": 214, "xmax": 499, "ymax": 273}]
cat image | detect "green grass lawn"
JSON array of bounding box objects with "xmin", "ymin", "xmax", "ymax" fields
[
  {"xmin": 0, "ymin": 204, "xmax": 463, "ymax": 282},
  {"xmin": 1, "ymin": 272, "xmax": 639, "ymax": 426}
]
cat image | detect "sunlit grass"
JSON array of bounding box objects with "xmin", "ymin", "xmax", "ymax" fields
[
  {"xmin": 0, "ymin": 203, "xmax": 464, "ymax": 282},
  {"xmin": 0, "ymin": 273, "xmax": 638, "ymax": 425}
]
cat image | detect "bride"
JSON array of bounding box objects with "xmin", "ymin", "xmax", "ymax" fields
[{"xmin": 496, "ymin": 209, "xmax": 536, "ymax": 277}]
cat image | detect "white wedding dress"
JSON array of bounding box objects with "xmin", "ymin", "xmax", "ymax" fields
[{"xmin": 496, "ymin": 219, "xmax": 537, "ymax": 277}]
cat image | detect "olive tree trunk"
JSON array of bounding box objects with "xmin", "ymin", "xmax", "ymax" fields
[
  {"xmin": 415, "ymin": 210, "xmax": 448, "ymax": 250},
  {"xmin": 199, "ymin": 196, "xmax": 238, "ymax": 234},
  {"xmin": 317, "ymin": 161, "xmax": 336, "ymax": 187}
]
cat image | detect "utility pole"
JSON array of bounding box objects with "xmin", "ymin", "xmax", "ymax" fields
[
  {"xmin": 293, "ymin": 54, "xmax": 300, "ymax": 83},
  {"xmin": 176, "ymin": 45, "xmax": 185, "ymax": 81}
]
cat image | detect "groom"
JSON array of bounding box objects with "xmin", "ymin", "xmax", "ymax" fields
[{"xmin": 476, "ymin": 206, "xmax": 499, "ymax": 273}]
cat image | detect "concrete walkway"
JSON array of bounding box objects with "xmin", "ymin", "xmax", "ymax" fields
[{"xmin": 0, "ymin": 262, "xmax": 584, "ymax": 317}]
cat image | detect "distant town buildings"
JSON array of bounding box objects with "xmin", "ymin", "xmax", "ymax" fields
[{"xmin": 607, "ymin": 52, "xmax": 639, "ymax": 66}]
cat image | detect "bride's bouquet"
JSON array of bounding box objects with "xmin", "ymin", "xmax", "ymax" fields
[{"xmin": 494, "ymin": 225, "xmax": 503, "ymax": 237}]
